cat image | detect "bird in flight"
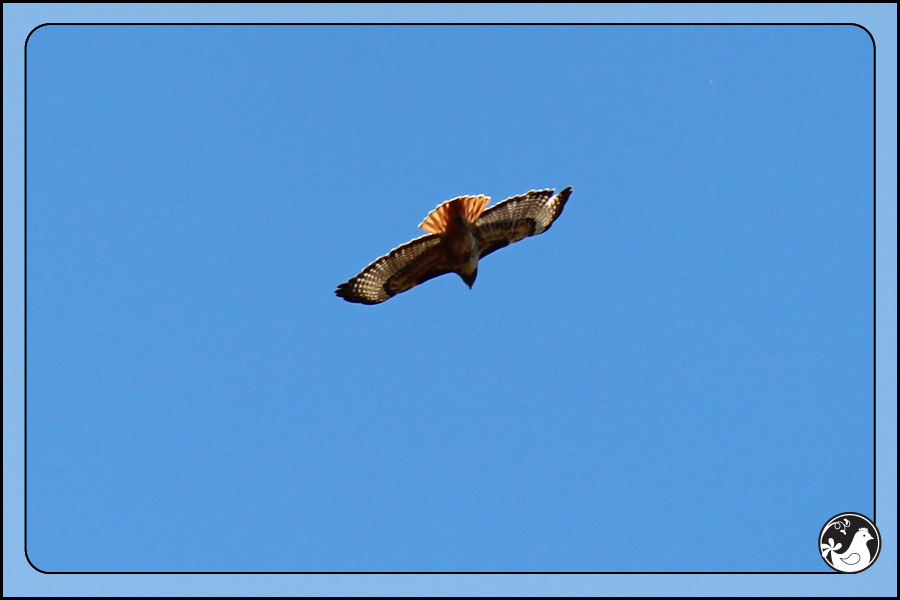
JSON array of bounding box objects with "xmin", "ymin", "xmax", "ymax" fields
[{"xmin": 335, "ymin": 186, "xmax": 572, "ymax": 304}]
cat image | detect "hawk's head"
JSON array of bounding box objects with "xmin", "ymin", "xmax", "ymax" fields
[{"xmin": 459, "ymin": 269, "xmax": 477, "ymax": 289}]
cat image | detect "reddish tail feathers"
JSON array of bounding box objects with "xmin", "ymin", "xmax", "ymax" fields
[{"xmin": 419, "ymin": 195, "xmax": 490, "ymax": 234}]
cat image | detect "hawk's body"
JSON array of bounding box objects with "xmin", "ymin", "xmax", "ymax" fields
[{"xmin": 336, "ymin": 187, "xmax": 572, "ymax": 304}]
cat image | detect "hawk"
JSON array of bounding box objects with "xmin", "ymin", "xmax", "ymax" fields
[{"xmin": 335, "ymin": 186, "xmax": 573, "ymax": 304}]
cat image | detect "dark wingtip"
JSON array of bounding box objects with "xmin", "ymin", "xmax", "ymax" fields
[
  {"xmin": 554, "ymin": 186, "xmax": 573, "ymax": 214},
  {"xmin": 547, "ymin": 186, "xmax": 572, "ymax": 226},
  {"xmin": 335, "ymin": 280, "xmax": 383, "ymax": 305},
  {"xmin": 335, "ymin": 281, "xmax": 356, "ymax": 302}
]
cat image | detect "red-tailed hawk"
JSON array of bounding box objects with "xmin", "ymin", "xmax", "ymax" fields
[{"xmin": 335, "ymin": 187, "xmax": 572, "ymax": 304}]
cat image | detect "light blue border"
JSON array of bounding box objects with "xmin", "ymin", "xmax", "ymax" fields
[{"xmin": 4, "ymin": 4, "xmax": 896, "ymax": 596}]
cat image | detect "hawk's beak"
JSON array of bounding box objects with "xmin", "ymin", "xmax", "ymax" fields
[{"xmin": 461, "ymin": 270, "xmax": 477, "ymax": 289}]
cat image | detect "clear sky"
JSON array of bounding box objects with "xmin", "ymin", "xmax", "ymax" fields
[{"xmin": 5, "ymin": 3, "xmax": 896, "ymax": 597}]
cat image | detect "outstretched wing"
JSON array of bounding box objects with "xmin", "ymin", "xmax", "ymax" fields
[
  {"xmin": 335, "ymin": 234, "xmax": 452, "ymax": 304},
  {"xmin": 473, "ymin": 187, "xmax": 572, "ymax": 258}
]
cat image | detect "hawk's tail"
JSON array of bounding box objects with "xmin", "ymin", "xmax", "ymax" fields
[{"xmin": 419, "ymin": 195, "xmax": 490, "ymax": 234}]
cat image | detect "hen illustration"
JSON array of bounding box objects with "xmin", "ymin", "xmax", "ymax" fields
[{"xmin": 821, "ymin": 527, "xmax": 875, "ymax": 572}]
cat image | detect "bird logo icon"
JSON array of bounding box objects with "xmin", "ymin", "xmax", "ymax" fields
[{"xmin": 819, "ymin": 513, "xmax": 881, "ymax": 573}]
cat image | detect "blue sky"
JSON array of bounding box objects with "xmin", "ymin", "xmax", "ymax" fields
[{"xmin": 5, "ymin": 4, "xmax": 896, "ymax": 597}]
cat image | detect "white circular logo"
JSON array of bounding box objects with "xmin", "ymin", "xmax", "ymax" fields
[{"xmin": 819, "ymin": 512, "xmax": 881, "ymax": 573}]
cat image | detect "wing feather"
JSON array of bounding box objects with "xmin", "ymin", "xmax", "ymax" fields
[
  {"xmin": 473, "ymin": 187, "xmax": 572, "ymax": 258},
  {"xmin": 335, "ymin": 234, "xmax": 450, "ymax": 304}
]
